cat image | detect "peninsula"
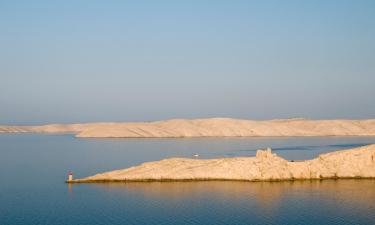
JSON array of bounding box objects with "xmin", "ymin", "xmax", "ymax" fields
[
  {"xmin": 68, "ymin": 144, "xmax": 375, "ymax": 183},
  {"xmin": 1, "ymin": 118, "xmax": 375, "ymax": 138}
]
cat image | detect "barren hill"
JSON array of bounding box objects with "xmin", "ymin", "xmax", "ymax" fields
[{"xmin": 1, "ymin": 118, "xmax": 375, "ymax": 138}]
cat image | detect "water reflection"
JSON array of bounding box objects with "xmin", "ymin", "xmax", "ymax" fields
[
  {"xmin": 67, "ymin": 183, "xmax": 73, "ymax": 193},
  {"xmin": 88, "ymin": 179, "xmax": 375, "ymax": 210},
  {"xmin": 73, "ymin": 180, "xmax": 375, "ymax": 224},
  {"xmin": 2, "ymin": 134, "xmax": 375, "ymax": 225}
]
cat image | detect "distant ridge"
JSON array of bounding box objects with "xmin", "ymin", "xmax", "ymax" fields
[{"xmin": 1, "ymin": 118, "xmax": 375, "ymax": 138}]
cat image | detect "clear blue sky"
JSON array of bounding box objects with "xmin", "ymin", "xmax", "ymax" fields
[{"xmin": 1, "ymin": 0, "xmax": 374, "ymax": 124}]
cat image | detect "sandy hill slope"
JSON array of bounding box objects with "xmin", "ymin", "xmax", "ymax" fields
[
  {"xmin": 70, "ymin": 144, "xmax": 375, "ymax": 182},
  {"xmin": 1, "ymin": 118, "xmax": 375, "ymax": 138}
]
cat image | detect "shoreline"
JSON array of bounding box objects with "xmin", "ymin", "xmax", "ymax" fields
[
  {"xmin": 68, "ymin": 144, "xmax": 375, "ymax": 183},
  {"xmin": 66, "ymin": 177, "xmax": 375, "ymax": 184},
  {"xmin": 1, "ymin": 118, "xmax": 375, "ymax": 138}
]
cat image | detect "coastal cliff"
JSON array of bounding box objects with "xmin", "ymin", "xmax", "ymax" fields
[
  {"xmin": 1, "ymin": 118, "xmax": 375, "ymax": 138},
  {"xmin": 69, "ymin": 144, "xmax": 375, "ymax": 182}
]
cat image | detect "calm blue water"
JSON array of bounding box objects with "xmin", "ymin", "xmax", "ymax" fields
[{"xmin": 0, "ymin": 134, "xmax": 375, "ymax": 225}]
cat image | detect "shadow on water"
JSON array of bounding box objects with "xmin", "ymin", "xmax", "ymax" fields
[
  {"xmin": 272, "ymin": 143, "xmax": 371, "ymax": 151},
  {"xmin": 238, "ymin": 143, "xmax": 371, "ymax": 152}
]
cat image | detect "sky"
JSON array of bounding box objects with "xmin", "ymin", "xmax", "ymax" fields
[{"xmin": 1, "ymin": 0, "xmax": 375, "ymax": 125}]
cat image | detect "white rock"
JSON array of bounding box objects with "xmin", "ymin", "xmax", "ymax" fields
[{"xmin": 71, "ymin": 144, "xmax": 375, "ymax": 182}]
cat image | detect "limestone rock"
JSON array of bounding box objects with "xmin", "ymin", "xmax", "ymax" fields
[
  {"xmin": 1, "ymin": 118, "xmax": 375, "ymax": 138},
  {"xmin": 70, "ymin": 144, "xmax": 375, "ymax": 183}
]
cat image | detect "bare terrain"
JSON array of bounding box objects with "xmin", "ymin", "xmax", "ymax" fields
[
  {"xmin": 1, "ymin": 118, "xmax": 375, "ymax": 138},
  {"xmin": 69, "ymin": 144, "xmax": 375, "ymax": 182}
]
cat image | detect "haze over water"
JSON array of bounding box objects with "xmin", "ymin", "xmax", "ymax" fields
[
  {"xmin": 1, "ymin": 1, "xmax": 375, "ymax": 224},
  {"xmin": 1, "ymin": 0, "xmax": 375, "ymax": 124},
  {"xmin": 1, "ymin": 134, "xmax": 375, "ymax": 225}
]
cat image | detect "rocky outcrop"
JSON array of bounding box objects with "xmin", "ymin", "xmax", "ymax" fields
[
  {"xmin": 0, "ymin": 126, "xmax": 31, "ymax": 133},
  {"xmin": 1, "ymin": 118, "xmax": 375, "ymax": 137},
  {"xmin": 69, "ymin": 144, "xmax": 375, "ymax": 183}
]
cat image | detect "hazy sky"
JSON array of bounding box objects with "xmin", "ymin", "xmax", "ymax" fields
[{"xmin": 1, "ymin": 0, "xmax": 375, "ymax": 124}]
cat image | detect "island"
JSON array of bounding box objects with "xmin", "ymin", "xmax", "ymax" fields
[
  {"xmin": 1, "ymin": 118, "xmax": 375, "ymax": 138},
  {"xmin": 68, "ymin": 144, "xmax": 375, "ymax": 183}
]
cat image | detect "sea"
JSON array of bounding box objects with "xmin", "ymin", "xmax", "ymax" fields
[{"xmin": 0, "ymin": 134, "xmax": 374, "ymax": 225}]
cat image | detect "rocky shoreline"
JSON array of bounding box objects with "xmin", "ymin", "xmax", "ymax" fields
[{"xmin": 68, "ymin": 144, "xmax": 375, "ymax": 183}]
